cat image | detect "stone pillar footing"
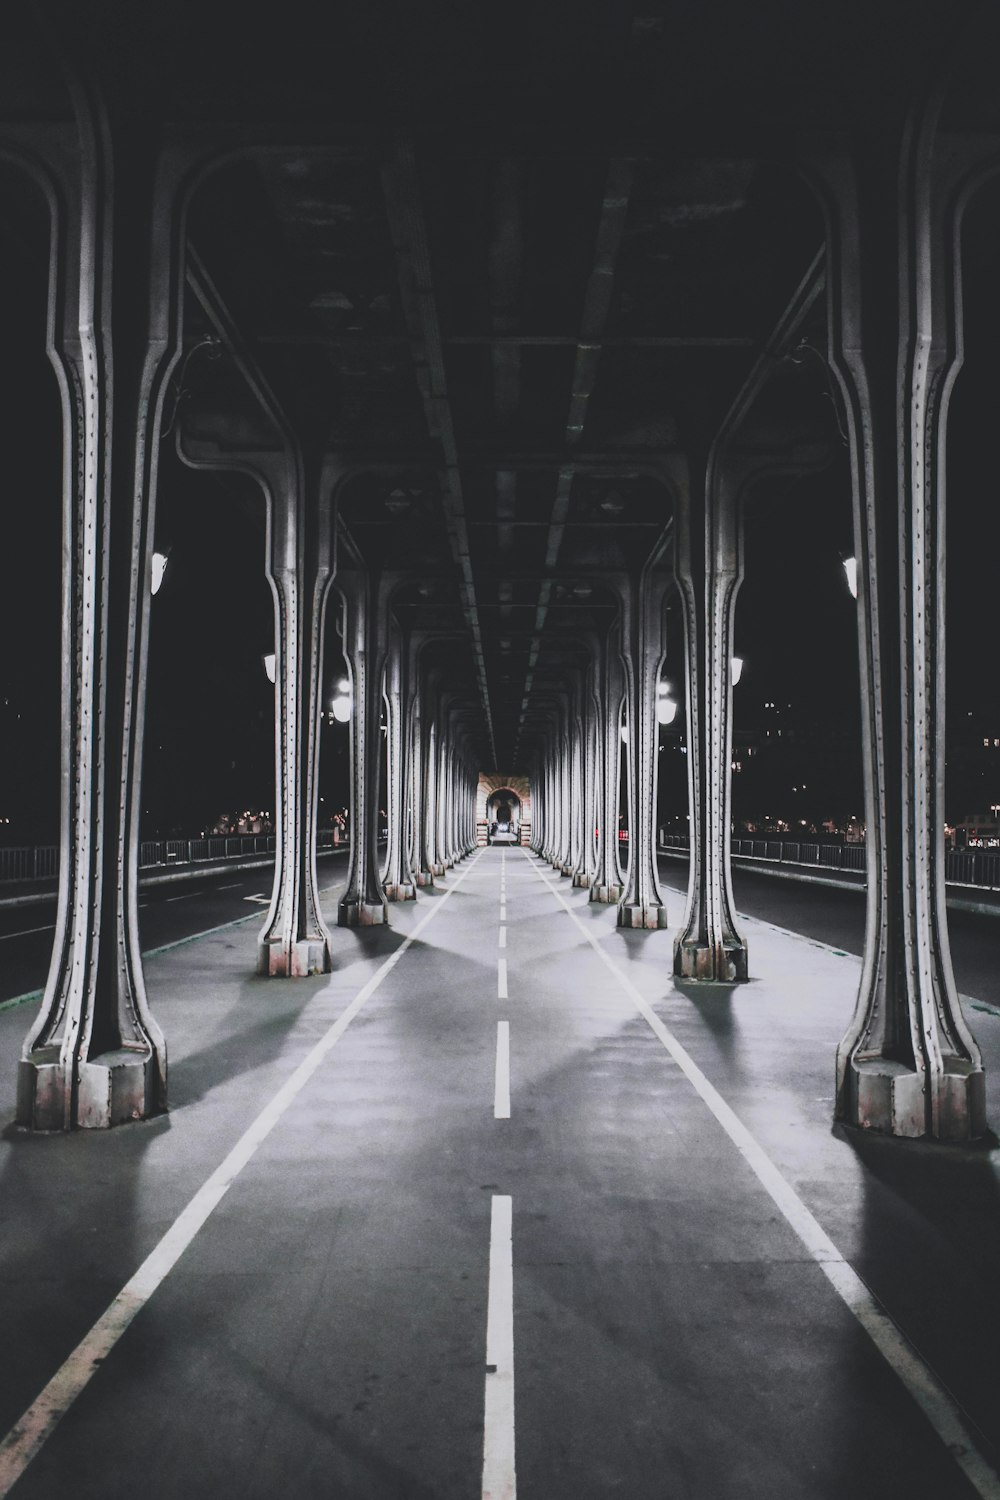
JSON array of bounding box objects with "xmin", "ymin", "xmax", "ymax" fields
[
  {"xmin": 673, "ymin": 939, "xmax": 749, "ymax": 982},
  {"xmin": 338, "ymin": 900, "xmax": 389, "ymax": 927},
  {"xmin": 385, "ymin": 881, "xmax": 417, "ymax": 902},
  {"xmin": 414, "ymin": 870, "xmax": 434, "ymax": 887},
  {"xmin": 572, "ymin": 872, "xmax": 592, "ymax": 888},
  {"xmin": 19, "ymin": 1046, "xmax": 158, "ymax": 1132},
  {"xmin": 259, "ymin": 936, "xmax": 333, "ymax": 977},
  {"xmin": 590, "ymin": 883, "xmax": 623, "ymax": 904},
  {"xmin": 617, "ymin": 902, "xmax": 669, "ymax": 931},
  {"xmin": 843, "ymin": 1057, "xmax": 986, "ymax": 1142}
]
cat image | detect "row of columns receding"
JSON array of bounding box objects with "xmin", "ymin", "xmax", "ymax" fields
[{"xmin": 7, "ymin": 84, "xmax": 993, "ymax": 1143}]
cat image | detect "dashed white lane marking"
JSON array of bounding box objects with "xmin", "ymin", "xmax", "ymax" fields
[
  {"xmin": 494, "ymin": 1021, "xmax": 510, "ymax": 1119},
  {"xmin": 523, "ymin": 851, "xmax": 1000, "ymax": 1500},
  {"xmin": 0, "ymin": 851, "xmax": 486, "ymax": 1498},
  {"xmin": 166, "ymin": 893, "xmax": 198, "ymax": 903},
  {"xmin": 482, "ymin": 1195, "xmax": 516, "ymax": 1500},
  {"xmin": 218, "ymin": 882, "xmax": 242, "ymax": 891},
  {"xmin": 497, "ymin": 958, "xmax": 508, "ymax": 1000},
  {"xmin": 498, "ymin": 926, "xmax": 507, "ymax": 949},
  {"xmin": 499, "ymin": 904, "xmax": 507, "ymax": 922},
  {"xmin": 0, "ymin": 923, "xmax": 55, "ymax": 943}
]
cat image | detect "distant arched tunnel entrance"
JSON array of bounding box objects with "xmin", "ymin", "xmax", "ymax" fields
[{"xmin": 476, "ymin": 773, "xmax": 532, "ymax": 847}]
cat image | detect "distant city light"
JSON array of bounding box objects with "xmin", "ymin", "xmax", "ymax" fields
[
  {"xmin": 150, "ymin": 552, "xmax": 169, "ymax": 596},
  {"xmin": 842, "ymin": 556, "xmax": 858, "ymax": 599},
  {"xmin": 731, "ymin": 656, "xmax": 744, "ymax": 686},
  {"xmin": 262, "ymin": 653, "xmax": 276, "ymax": 683}
]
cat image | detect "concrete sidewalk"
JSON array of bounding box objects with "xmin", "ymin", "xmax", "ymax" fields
[{"xmin": 0, "ymin": 849, "xmax": 997, "ymax": 1499}]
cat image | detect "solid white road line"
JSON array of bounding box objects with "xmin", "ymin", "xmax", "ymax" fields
[
  {"xmin": 498, "ymin": 926, "xmax": 507, "ymax": 949},
  {"xmin": 497, "ymin": 957, "xmax": 508, "ymax": 999},
  {"xmin": 483, "ymin": 1195, "xmax": 516, "ymax": 1500},
  {"xmin": 523, "ymin": 852, "xmax": 1000, "ymax": 1500},
  {"xmin": 0, "ymin": 924, "xmax": 55, "ymax": 943},
  {"xmin": 494, "ymin": 1022, "xmax": 510, "ymax": 1119},
  {"xmin": 0, "ymin": 851, "xmax": 486, "ymax": 1499}
]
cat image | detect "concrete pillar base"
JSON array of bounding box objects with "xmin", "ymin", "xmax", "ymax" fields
[
  {"xmin": 618, "ymin": 902, "xmax": 670, "ymax": 930},
  {"xmin": 385, "ymin": 881, "xmax": 417, "ymax": 902},
  {"xmin": 431, "ymin": 863, "xmax": 447, "ymax": 877},
  {"xmin": 673, "ymin": 938, "xmax": 749, "ymax": 982},
  {"xmin": 559, "ymin": 862, "xmax": 574, "ymax": 877},
  {"xmin": 259, "ymin": 936, "xmax": 333, "ymax": 977},
  {"xmin": 590, "ymin": 883, "xmax": 623, "ymax": 904},
  {"xmin": 414, "ymin": 870, "xmax": 434, "ymax": 887},
  {"xmin": 338, "ymin": 900, "xmax": 389, "ymax": 927},
  {"xmin": 18, "ymin": 1046, "xmax": 160, "ymax": 1131},
  {"xmin": 842, "ymin": 1057, "xmax": 986, "ymax": 1142},
  {"xmin": 572, "ymin": 871, "xmax": 593, "ymax": 888}
]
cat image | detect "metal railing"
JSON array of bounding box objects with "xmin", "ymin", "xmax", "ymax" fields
[
  {"xmin": 0, "ymin": 830, "xmax": 339, "ymax": 885},
  {"xmin": 658, "ymin": 835, "xmax": 1000, "ymax": 889}
]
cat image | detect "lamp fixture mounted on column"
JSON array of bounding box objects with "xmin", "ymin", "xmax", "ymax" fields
[
  {"xmin": 150, "ymin": 550, "xmax": 169, "ymax": 596},
  {"xmin": 262, "ymin": 653, "xmax": 276, "ymax": 684},
  {"xmin": 330, "ymin": 678, "xmax": 352, "ymax": 722},
  {"xmin": 842, "ymin": 556, "xmax": 858, "ymax": 599},
  {"xmin": 656, "ymin": 680, "xmax": 678, "ymax": 725},
  {"xmin": 731, "ymin": 656, "xmax": 744, "ymax": 686}
]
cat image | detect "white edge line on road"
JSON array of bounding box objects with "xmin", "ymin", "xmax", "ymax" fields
[
  {"xmin": 483, "ymin": 1194, "xmax": 515, "ymax": 1500},
  {"xmin": 0, "ymin": 924, "xmax": 55, "ymax": 943},
  {"xmin": 0, "ymin": 850, "xmax": 486, "ymax": 1498},
  {"xmin": 523, "ymin": 851, "xmax": 1000, "ymax": 1500},
  {"xmin": 497, "ymin": 957, "xmax": 508, "ymax": 1000},
  {"xmin": 494, "ymin": 1021, "xmax": 510, "ymax": 1119}
]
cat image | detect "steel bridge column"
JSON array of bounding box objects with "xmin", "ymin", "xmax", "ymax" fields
[
  {"xmin": 815, "ymin": 140, "xmax": 986, "ymax": 1140},
  {"xmin": 554, "ymin": 710, "xmax": 571, "ymax": 873},
  {"xmin": 592, "ymin": 621, "xmax": 625, "ymax": 904},
  {"xmin": 383, "ymin": 627, "xmax": 417, "ymax": 902},
  {"xmin": 410, "ymin": 659, "xmax": 434, "ymax": 886},
  {"xmin": 567, "ymin": 676, "xmax": 586, "ymax": 883},
  {"xmin": 337, "ymin": 570, "xmax": 390, "ymax": 926},
  {"xmin": 619, "ymin": 565, "xmax": 670, "ymax": 929},
  {"xmin": 256, "ymin": 451, "xmax": 335, "ymax": 975},
  {"xmin": 673, "ymin": 459, "xmax": 749, "ymax": 981},
  {"xmin": 18, "ymin": 107, "xmax": 176, "ymax": 1129},
  {"xmin": 574, "ymin": 658, "xmax": 600, "ymax": 889}
]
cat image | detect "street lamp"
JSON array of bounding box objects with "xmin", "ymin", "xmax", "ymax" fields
[
  {"xmin": 731, "ymin": 656, "xmax": 744, "ymax": 686},
  {"xmin": 330, "ymin": 678, "xmax": 352, "ymax": 722},
  {"xmin": 262, "ymin": 653, "xmax": 276, "ymax": 683},
  {"xmin": 842, "ymin": 556, "xmax": 858, "ymax": 599},
  {"xmin": 150, "ymin": 551, "xmax": 169, "ymax": 596}
]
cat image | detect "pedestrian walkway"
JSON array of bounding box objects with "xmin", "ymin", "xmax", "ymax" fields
[{"xmin": 0, "ymin": 849, "xmax": 998, "ymax": 1499}]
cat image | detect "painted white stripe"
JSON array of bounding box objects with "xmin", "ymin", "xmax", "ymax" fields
[
  {"xmin": 166, "ymin": 893, "xmax": 198, "ymax": 903},
  {"xmin": 523, "ymin": 852, "xmax": 1000, "ymax": 1500},
  {"xmin": 483, "ymin": 1195, "xmax": 515, "ymax": 1500},
  {"xmin": 243, "ymin": 893, "xmax": 270, "ymax": 904},
  {"xmin": 217, "ymin": 882, "xmax": 242, "ymax": 891},
  {"xmin": 0, "ymin": 851, "xmax": 486, "ymax": 1498},
  {"xmin": 494, "ymin": 1022, "xmax": 510, "ymax": 1119},
  {"xmin": 497, "ymin": 957, "xmax": 508, "ymax": 1000},
  {"xmin": 499, "ymin": 904, "xmax": 507, "ymax": 922},
  {"xmin": 498, "ymin": 926, "xmax": 507, "ymax": 949},
  {"xmin": 0, "ymin": 923, "xmax": 55, "ymax": 943}
]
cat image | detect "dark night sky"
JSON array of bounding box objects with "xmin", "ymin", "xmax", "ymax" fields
[{"xmin": 1, "ymin": 164, "xmax": 999, "ymax": 845}]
